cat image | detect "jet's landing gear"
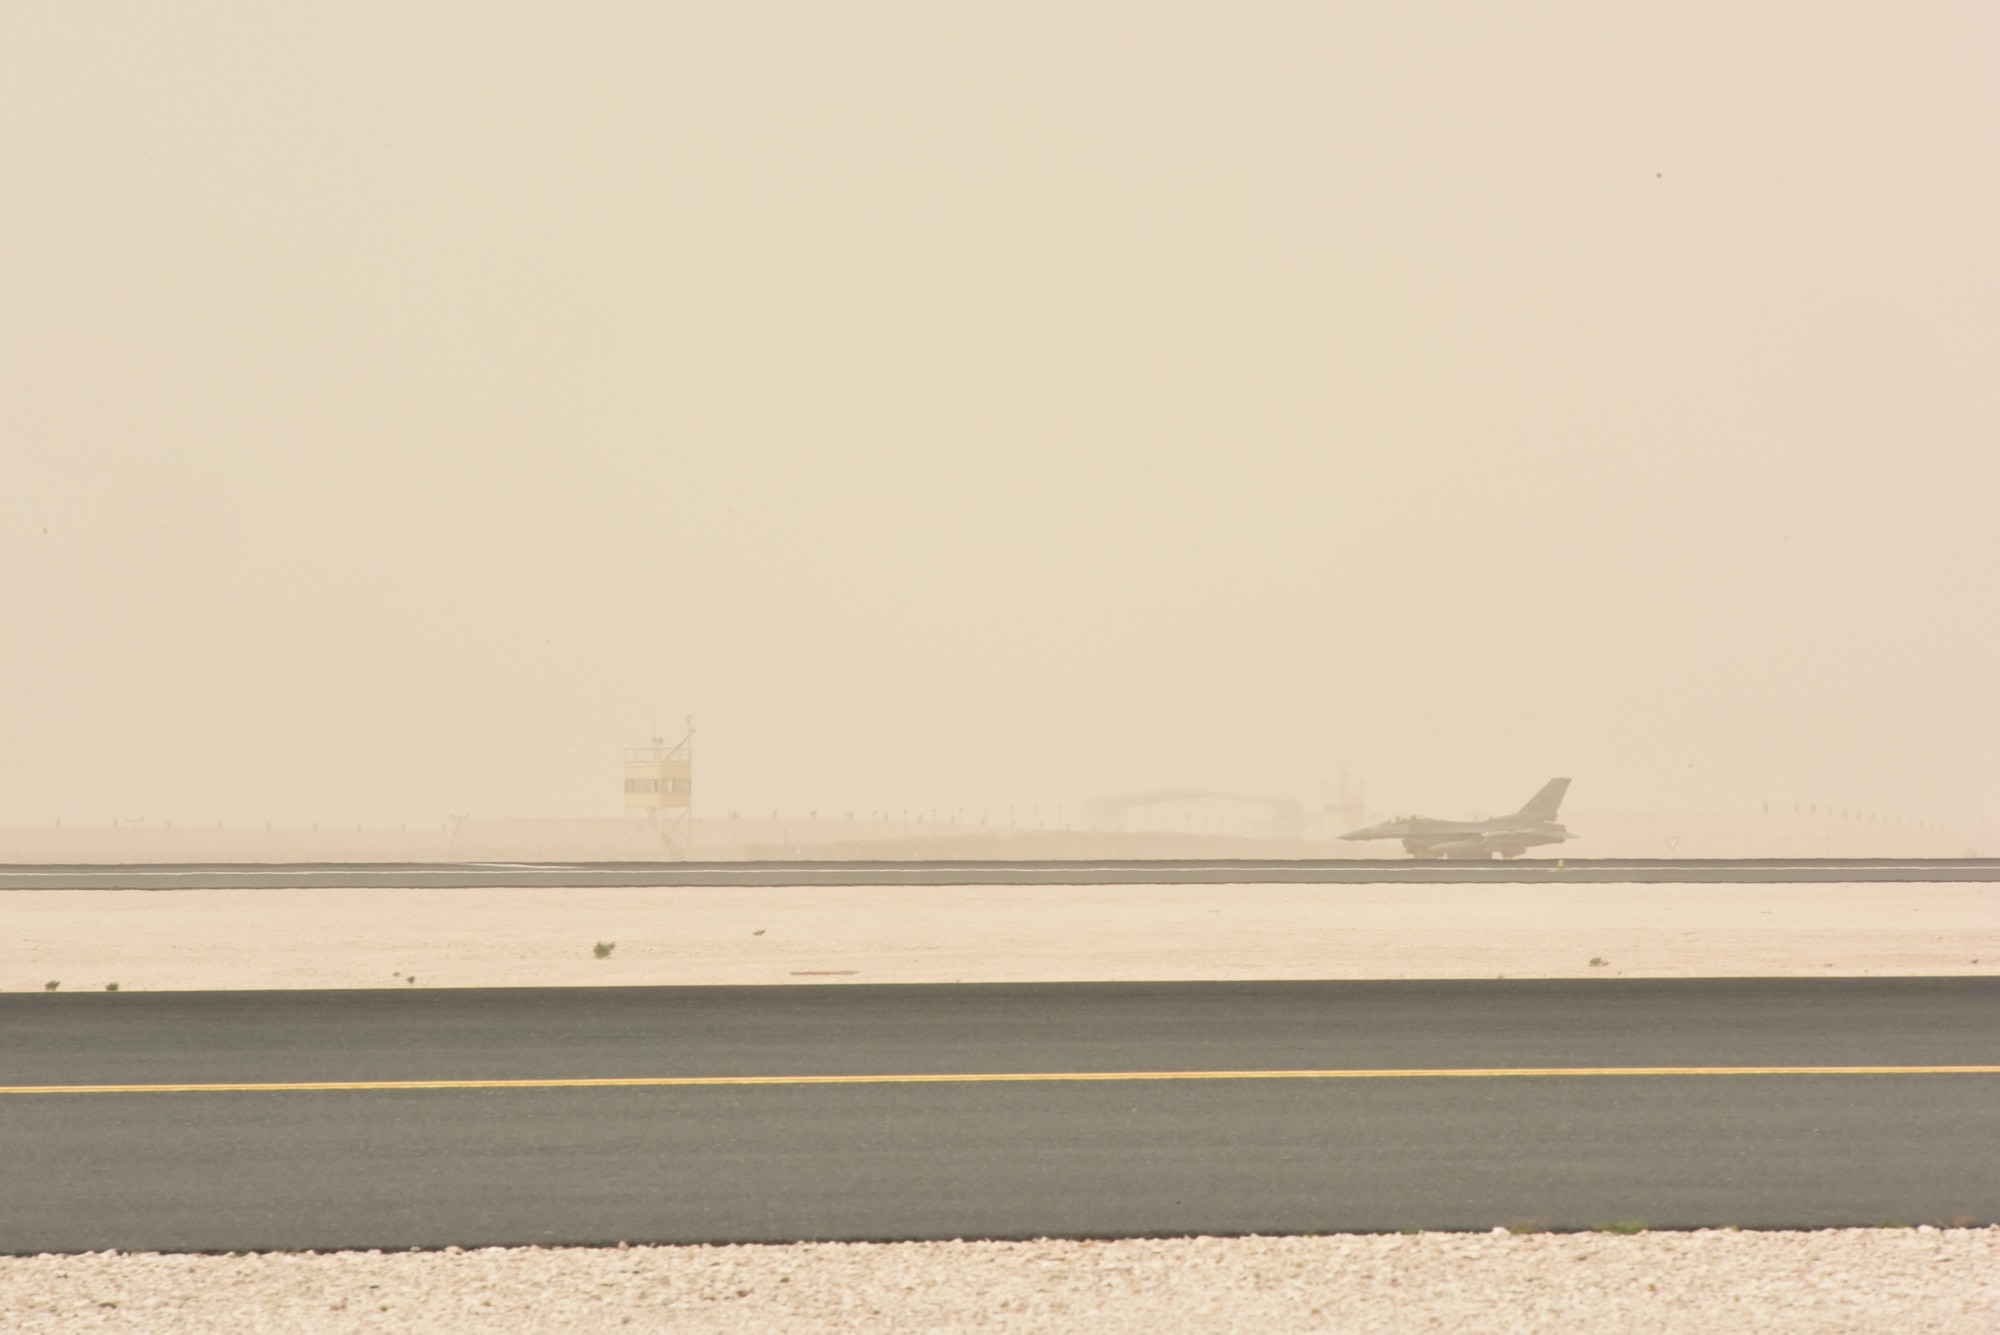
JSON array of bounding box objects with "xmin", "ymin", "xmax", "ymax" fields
[{"xmin": 1407, "ymin": 842, "xmax": 1498, "ymax": 860}]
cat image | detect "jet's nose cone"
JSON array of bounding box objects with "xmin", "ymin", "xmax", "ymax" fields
[{"xmin": 1340, "ymin": 826, "xmax": 1377, "ymax": 841}]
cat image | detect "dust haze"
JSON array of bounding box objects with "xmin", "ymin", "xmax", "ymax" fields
[{"xmin": 2, "ymin": 5, "xmax": 1995, "ymax": 849}]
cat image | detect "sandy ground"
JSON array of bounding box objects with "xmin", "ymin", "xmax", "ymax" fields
[
  {"xmin": 5, "ymin": 882, "xmax": 1995, "ymax": 991},
  {"xmin": 3, "ymin": 1230, "xmax": 1994, "ymax": 1333}
]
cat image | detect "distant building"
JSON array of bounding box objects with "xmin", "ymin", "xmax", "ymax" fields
[{"xmin": 624, "ymin": 723, "xmax": 693, "ymax": 856}]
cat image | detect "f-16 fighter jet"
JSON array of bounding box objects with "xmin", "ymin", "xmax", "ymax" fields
[{"xmin": 1341, "ymin": 778, "xmax": 1577, "ymax": 859}]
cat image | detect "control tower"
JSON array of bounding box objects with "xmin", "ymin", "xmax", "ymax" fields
[{"xmin": 624, "ymin": 720, "xmax": 693, "ymax": 857}]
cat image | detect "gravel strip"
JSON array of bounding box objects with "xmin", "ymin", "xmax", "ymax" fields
[{"xmin": 4, "ymin": 1230, "xmax": 1994, "ymax": 1333}]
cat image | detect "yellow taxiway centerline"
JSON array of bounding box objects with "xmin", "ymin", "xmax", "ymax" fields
[{"xmin": 3, "ymin": 1067, "xmax": 1998, "ymax": 1095}]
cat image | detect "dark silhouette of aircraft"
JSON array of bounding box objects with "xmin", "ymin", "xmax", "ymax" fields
[{"xmin": 1341, "ymin": 778, "xmax": 1576, "ymax": 859}]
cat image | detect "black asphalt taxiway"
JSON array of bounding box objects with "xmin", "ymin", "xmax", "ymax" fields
[
  {"xmin": 4, "ymin": 978, "xmax": 1997, "ymax": 1252},
  {"xmin": 3, "ymin": 857, "xmax": 1997, "ymax": 889}
]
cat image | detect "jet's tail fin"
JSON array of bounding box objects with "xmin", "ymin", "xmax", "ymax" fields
[{"xmin": 1514, "ymin": 777, "xmax": 1570, "ymax": 822}]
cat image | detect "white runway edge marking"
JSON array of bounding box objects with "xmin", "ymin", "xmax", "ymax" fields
[
  {"xmin": 5, "ymin": 1066, "xmax": 1998, "ymax": 1095},
  {"xmin": 0, "ymin": 862, "xmax": 1978, "ymax": 876}
]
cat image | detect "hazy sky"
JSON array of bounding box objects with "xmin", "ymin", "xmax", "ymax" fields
[{"xmin": 4, "ymin": 4, "xmax": 1995, "ymax": 828}]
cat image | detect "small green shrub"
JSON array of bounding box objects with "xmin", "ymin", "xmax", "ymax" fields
[
  {"xmin": 44, "ymin": 980, "xmax": 59, "ymax": 991},
  {"xmin": 1588, "ymin": 957, "xmax": 1608, "ymax": 968},
  {"xmin": 594, "ymin": 941, "xmax": 616, "ymax": 959},
  {"xmin": 105, "ymin": 982, "xmax": 120, "ymax": 992},
  {"xmin": 1594, "ymin": 1221, "xmax": 1647, "ymax": 1234}
]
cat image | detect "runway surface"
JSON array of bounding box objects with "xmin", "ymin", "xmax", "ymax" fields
[
  {"xmin": 4, "ymin": 856, "xmax": 1997, "ymax": 889},
  {"xmin": 4, "ymin": 979, "xmax": 1997, "ymax": 1251}
]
